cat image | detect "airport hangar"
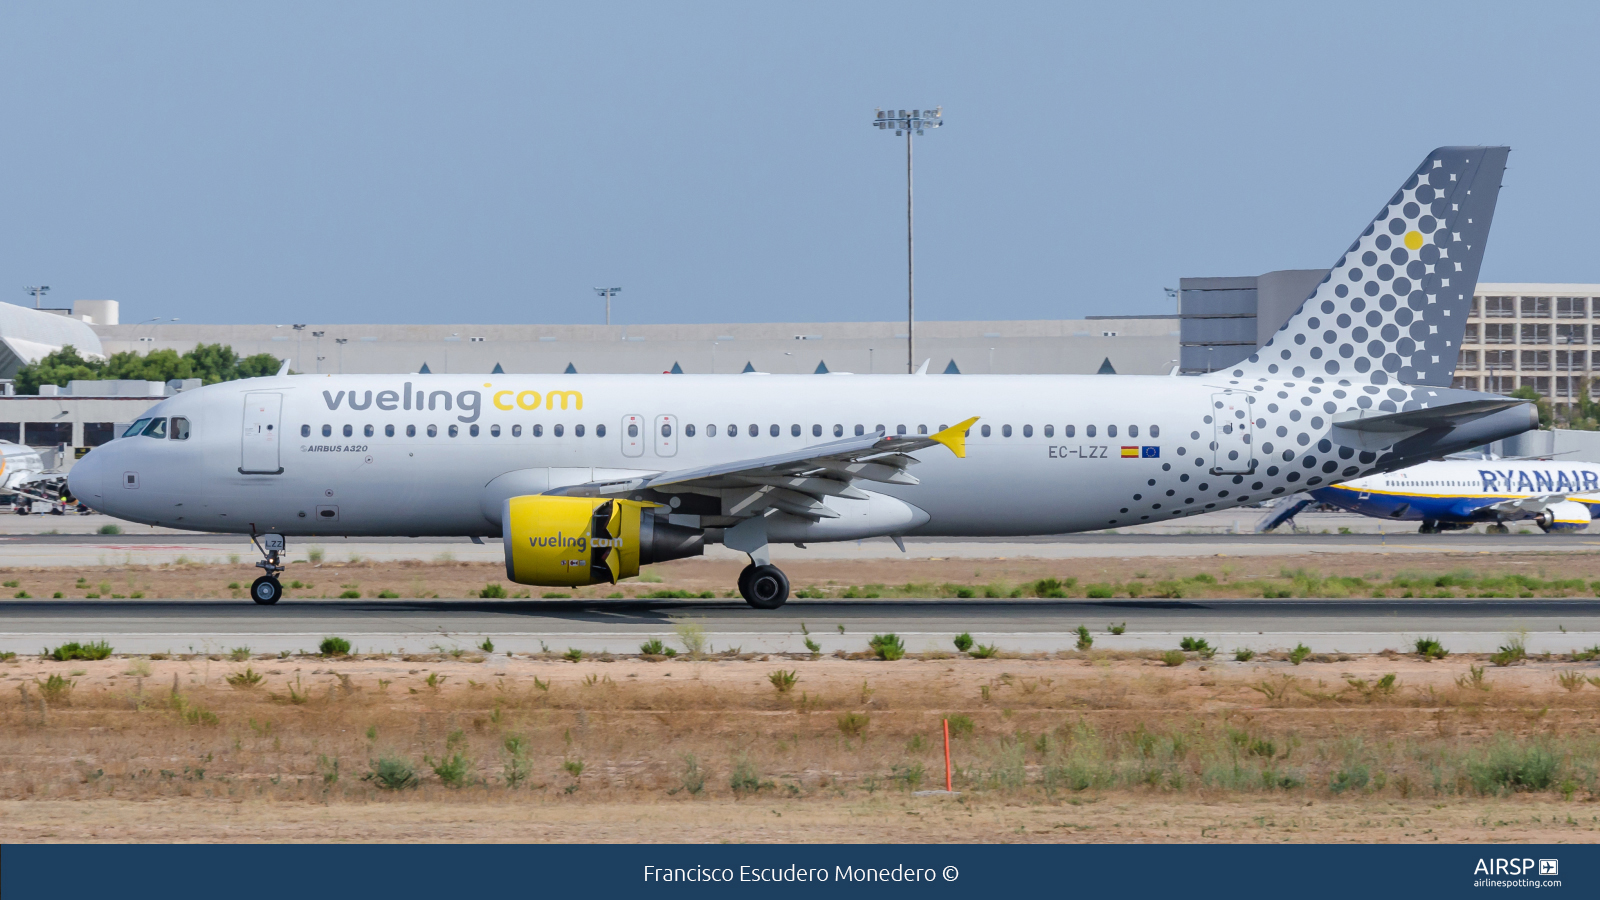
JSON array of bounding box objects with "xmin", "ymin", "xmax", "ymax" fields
[{"xmin": 1, "ymin": 281, "xmax": 1597, "ymax": 467}]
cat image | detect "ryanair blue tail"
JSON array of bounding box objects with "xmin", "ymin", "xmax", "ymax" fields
[{"xmin": 1234, "ymin": 147, "xmax": 1509, "ymax": 388}]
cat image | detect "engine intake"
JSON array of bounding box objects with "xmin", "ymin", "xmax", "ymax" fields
[{"xmin": 502, "ymin": 496, "xmax": 703, "ymax": 586}]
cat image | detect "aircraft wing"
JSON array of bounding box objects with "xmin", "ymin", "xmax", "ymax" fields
[
  {"xmin": 1485, "ymin": 494, "xmax": 1571, "ymax": 517},
  {"xmin": 546, "ymin": 417, "xmax": 978, "ymax": 520}
]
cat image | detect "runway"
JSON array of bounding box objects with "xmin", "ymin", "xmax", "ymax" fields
[{"xmin": 6, "ymin": 596, "xmax": 1598, "ymax": 655}]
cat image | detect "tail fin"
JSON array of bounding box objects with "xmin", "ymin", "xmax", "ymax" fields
[{"xmin": 1236, "ymin": 146, "xmax": 1509, "ymax": 387}]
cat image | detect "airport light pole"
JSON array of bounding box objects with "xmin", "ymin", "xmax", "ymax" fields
[
  {"xmin": 334, "ymin": 337, "xmax": 348, "ymax": 374},
  {"xmin": 25, "ymin": 286, "xmax": 49, "ymax": 309},
  {"xmin": 872, "ymin": 107, "xmax": 941, "ymax": 374},
  {"xmin": 312, "ymin": 331, "xmax": 325, "ymax": 374},
  {"xmin": 593, "ymin": 287, "xmax": 621, "ymax": 327}
]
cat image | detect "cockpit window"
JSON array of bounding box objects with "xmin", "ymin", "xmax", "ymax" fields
[
  {"xmin": 123, "ymin": 418, "xmax": 151, "ymax": 438},
  {"xmin": 170, "ymin": 417, "xmax": 190, "ymax": 440},
  {"xmin": 141, "ymin": 418, "xmax": 167, "ymax": 439}
]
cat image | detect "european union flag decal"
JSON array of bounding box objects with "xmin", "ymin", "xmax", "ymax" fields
[{"xmin": 1141, "ymin": 446, "xmax": 1160, "ymax": 458}]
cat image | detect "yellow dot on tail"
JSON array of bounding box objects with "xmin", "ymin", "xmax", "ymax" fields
[{"xmin": 1404, "ymin": 230, "xmax": 1424, "ymax": 250}]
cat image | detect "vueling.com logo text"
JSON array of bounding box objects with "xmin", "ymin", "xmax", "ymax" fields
[{"xmin": 528, "ymin": 532, "xmax": 622, "ymax": 552}]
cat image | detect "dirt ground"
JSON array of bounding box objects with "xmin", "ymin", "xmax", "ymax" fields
[
  {"xmin": 5, "ymin": 651, "xmax": 1600, "ymax": 842},
  {"xmin": 4, "ymin": 549, "xmax": 1600, "ymax": 599}
]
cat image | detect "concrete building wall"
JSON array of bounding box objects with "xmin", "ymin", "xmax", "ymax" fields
[
  {"xmin": 94, "ymin": 317, "xmax": 1183, "ymax": 377},
  {"xmin": 1177, "ymin": 270, "xmax": 1327, "ymax": 373}
]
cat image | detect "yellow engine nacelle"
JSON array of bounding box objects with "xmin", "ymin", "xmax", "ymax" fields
[{"xmin": 502, "ymin": 495, "xmax": 703, "ymax": 586}]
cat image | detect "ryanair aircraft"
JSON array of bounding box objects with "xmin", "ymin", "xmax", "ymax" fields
[
  {"xmin": 69, "ymin": 147, "xmax": 1538, "ymax": 607},
  {"xmin": 1291, "ymin": 458, "xmax": 1600, "ymax": 533}
]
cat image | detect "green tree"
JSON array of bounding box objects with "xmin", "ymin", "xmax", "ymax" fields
[
  {"xmin": 13, "ymin": 345, "xmax": 104, "ymax": 395},
  {"xmin": 14, "ymin": 343, "xmax": 285, "ymax": 394},
  {"xmin": 1509, "ymin": 385, "xmax": 1553, "ymax": 430}
]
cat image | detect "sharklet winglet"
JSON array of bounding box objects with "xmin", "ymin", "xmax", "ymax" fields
[{"xmin": 930, "ymin": 416, "xmax": 979, "ymax": 459}]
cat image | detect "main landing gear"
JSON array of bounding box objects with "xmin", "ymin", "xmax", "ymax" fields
[
  {"xmin": 739, "ymin": 564, "xmax": 790, "ymax": 610},
  {"xmin": 725, "ymin": 518, "xmax": 790, "ymax": 609},
  {"xmin": 250, "ymin": 533, "xmax": 286, "ymax": 605}
]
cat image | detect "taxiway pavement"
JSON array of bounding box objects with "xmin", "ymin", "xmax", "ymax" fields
[{"xmin": 5, "ymin": 596, "xmax": 1597, "ymax": 656}]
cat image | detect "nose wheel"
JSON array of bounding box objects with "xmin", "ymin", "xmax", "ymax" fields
[
  {"xmin": 251, "ymin": 575, "xmax": 282, "ymax": 605},
  {"xmin": 248, "ymin": 532, "xmax": 287, "ymax": 605},
  {"xmin": 739, "ymin": 564, "xmax": 789, "ymax": 609}
]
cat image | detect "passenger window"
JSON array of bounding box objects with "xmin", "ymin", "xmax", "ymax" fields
[
  {"xmin": 896, "ymin": 425, "xmax": 907, "ymax": 435},
  {"xmin": 364, "ymin": 424, "xmax": 374, "ymax": 438},
  {"xmin": 300, "ymin": 424, "xmax": 310, "ymax": 437},
  {"xmin": 685, "ymin": 424, "xmax": 695, "ymax": 437},
  {"xmin": 1022, "ymin": 425, "xmax": 1032, "ymax": 438},
  {"xmin": 768, "ymin": 424, "xmax": 778, "ymax": 437},
  {"xmin": 1044, "ymin": 425, "xmax": 1054, "ymax": 438},
  {"xmin": 876, "ymin": 424, "xmax": 885, "ymax": 434},
  {"xmin": 385, "ymin": 425, "xmax": 395, "ymax": 437},
  {"xmin": 661, "ymin": 423, "xmax": 672, "ymax": 437},
  {"xmin": 125, "ymin": 418, "xmax": 152, "ymax": 437},
  {"xmin": 981, "ymin": 425, "xmax": 991, "ymax": 437},
  {"xmin": 141, "ymin": 418, "xmax": 167, "ymax": 438},
  {"xmin": 834, "ymin": 425, "xmax": 843, "ymax": 437},
  {"xmin": 1150, "ymin": 425, "xmax": 1160, "ymax": 437},
  {"xmin": 1108, "ymin": 425, "xmax": 1118, "ymax": 437},
  {"xmin": 343, "ymin": 425, "xmax": 353, "ymax": 438},
  {"xmin": 628, "ymin": 423, "xmax": 639, "ymax": 437},
  {"xmin": 469, "ymin": 424, "xmax": 479, "ymax": 437},
  {"xmin": 727, "ymin": 424, "xmax": 738, "ymax": 437},
  {"xmin": 532, "ymin": 424, "xmax": 543, "ymax": 437},
  {"xmin": 320, "ymin": 424, "xmax": 331, "ymax": 438},
  {"xmin": 406, "ymin": 424, "xmax": 416, "ymax": 437},
  {"xmin": 813, "ymin": 424, "xmax": 822, "ymax": 437},
  {"xmin": 575, "ymin": 424, "xmax": 585, "ymax": 437},
  {"xmin": 918, "ymin": 425, "xmax": 928, "ymax": 435},
  {"xmin": 749, "ymin": 424, "xmax": 758, "ymax": 437},
  {"xmin": 1002, "ymin": 425, "xmax": 1012, "ymax": 437},
  {"xmin": 555, "ymin": 424, "xmax": 565, "ymax": 437},
  {"xmin": 1129, "ymin": 425, "xmax": 1139, "ymax": 438},
  {"xmin": 596, "ymin": 424, "xmax": 605, "ymax": 437},
  {"xmin": 707, "ymin": 424, "xmax": 718, "ymax": 437},
  {"xmin": 170, "ymin": 417, "xmax": 190, "ymax": 440},
  {"xmin": 511, "ymin": 425, "xmax": 522, "ymax": 437},
  {"xmin": 791, "ymin": 424, "xmax": 801, "ymax": 437},
  {"xmin": 490, "ymin": 425, "xmax": 500, "ymax": 437},
  {"xmin": 1065, "ymin": 425, "xmax": 1075, "ymax": 438},
  {"xmin": 1087, "ymin": 425, "xmax": 1096, "ymax": 438},
  {"xmin": 854, "ymin": 425, "xmax": 864, "ymax": 436},
  {"xmin": 448, "ymin": 425, "xmax": 459, "ymax": 437},
  {"xmin": 427, "ymin": 425, "xmax": 438, "ymax": 437}
]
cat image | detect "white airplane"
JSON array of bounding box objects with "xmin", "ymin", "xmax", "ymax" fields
[
  {"xmin": 1262, "ymin": 457, "xmax": 1600, "ymax": 534},
  {"xmin": 0, "ymin": 441, "xmax": 60, "ymax": 511},
  {"xmin": 69, "ymin": 146, "xmax": 1538, "ymax": 607}
]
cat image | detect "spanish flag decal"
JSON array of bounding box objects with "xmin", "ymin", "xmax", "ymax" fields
[{"xmin": 1120, "ymin": 446, "xmax": 1139, "ymax": 458}]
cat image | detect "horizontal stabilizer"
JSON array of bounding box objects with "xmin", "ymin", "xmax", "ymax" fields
[
  {"xmin": 1332, "ymin": 398, "xmax": 1527, "ymax": 433},
  {"xmin": 1257, "ymin": 494, "xmax": 1313, "ymax": 533}
]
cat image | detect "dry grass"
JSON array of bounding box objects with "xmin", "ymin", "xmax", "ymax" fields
[{"xmin": 6, "ymin": 651, "xmax": 1600, "ymax": 841}]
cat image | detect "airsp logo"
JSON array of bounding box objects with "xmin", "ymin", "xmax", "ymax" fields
[{"xmin": 1473, "ymin": 858, "xmax": 1551, "ymax": 876}]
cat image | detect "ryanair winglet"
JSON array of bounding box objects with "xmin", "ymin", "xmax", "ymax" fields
[{"xmin": 931, "ymin": 417, "xmax": 979, "ymax": 458}]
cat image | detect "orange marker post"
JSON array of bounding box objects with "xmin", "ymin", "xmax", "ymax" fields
[{"xmin": 943, "ymin": 718, "xmax": 952, "ymax": 792}]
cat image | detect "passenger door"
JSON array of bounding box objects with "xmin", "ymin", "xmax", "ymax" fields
[
  {"xmin": 654, "ymin": 414, "xmax": 678, "ymax": 458},
  {"xmin": 240, "ymin": 393, "xmax": 284, "ymax": 474},
  {"xmin": 1210, "ymin": 391, "xmax": 1255, "ymax": 475},
  {"xmin": 621, "ymin": 415, "xmax": 644, "ymax": 458}
]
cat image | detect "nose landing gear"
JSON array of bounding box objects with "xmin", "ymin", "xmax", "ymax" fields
[{"xmin": 249, "ymin": 532, "xmax": 286, "ymax": 606}]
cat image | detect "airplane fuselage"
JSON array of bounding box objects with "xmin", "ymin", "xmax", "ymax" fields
[{"xmin": 68, "ymin": 372, "xmax": 1532, "ymax": 540}]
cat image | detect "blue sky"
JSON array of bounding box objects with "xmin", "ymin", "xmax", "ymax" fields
[{"xmin": 2, "ymin": 2, "xmax": 1598, "ymax": 326}]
